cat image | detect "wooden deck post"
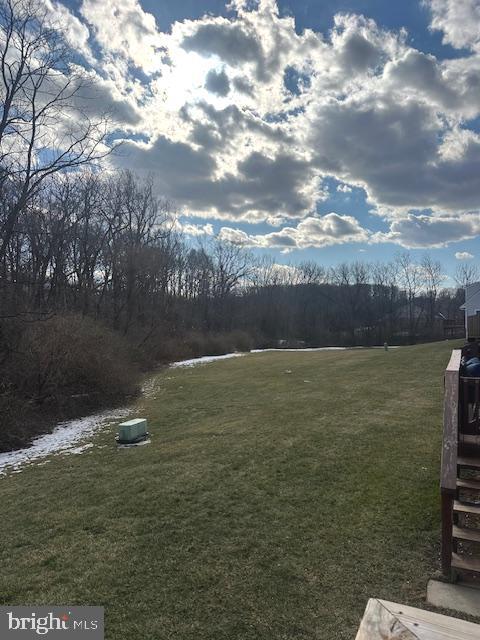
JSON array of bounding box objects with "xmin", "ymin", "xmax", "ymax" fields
[
  {"xmin": 441, "ymin": 492, "xmax": 454, "ymax": 576},
  {"xmin": 440, "ymin": 349, "xmax": 461, "ymax": 578}
]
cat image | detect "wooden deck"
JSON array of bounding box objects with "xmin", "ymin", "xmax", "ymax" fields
[
  {"xmin": 356, "ymin": 599, "xmax": 480, "ymax": 639},
  {"xmin": 441, "ymin": 347, "xmax": 480, "ymax": 582}
]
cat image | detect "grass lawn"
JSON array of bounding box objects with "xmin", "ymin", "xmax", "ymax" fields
[{"xmin": 0, "ymin": 341, "xmax": 471, "ymax": 639}]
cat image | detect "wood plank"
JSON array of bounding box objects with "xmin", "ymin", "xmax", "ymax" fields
[
  {"xmin": 457, "ymin": 478, "xmax": 480, "ymax": 490},
  {"xmin": 379, "ymin": 599, "xmax": 480, "ymax": 639},
  {"xmin": 452, "ymin": 525, "xmax": 480, "ymax": 543},
  {"xmin": 454, "ymin": 500, "xmax": 480, "ymax": 515},
  {"xmin": 458, "ymin": 456, "xmax": 480, "ymax": 470},
  {"xmin": 441, "ymin": 350, "xmax": 461, "ymax": 493},
  {"xmin": 355, "ymin": 599, "xmax": 418, "ymax": 639},
  {"xmin": 461, "ymin": 435, "xmax": 480, "ymax": 446},
  {"xmin": 452, "ymin": 552, "xmax": 480, "ymax": 574}
]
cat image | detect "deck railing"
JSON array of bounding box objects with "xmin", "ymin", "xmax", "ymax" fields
[
  {"xmin": 440, "ymin": 349, "xmax": 461, "ymax": 576},
  {"xmin": 460, "ymin": 376, "xmax": 480, "ymax": 436}
]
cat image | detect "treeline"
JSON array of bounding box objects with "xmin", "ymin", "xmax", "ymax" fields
[{"xmin": 1, "ymin": 169, "xmax": 468, "ymax": 346}]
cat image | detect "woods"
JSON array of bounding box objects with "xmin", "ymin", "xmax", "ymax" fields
[{"xmin": 0, "ymin": 166, "xmax": 468, "ymax": 349}]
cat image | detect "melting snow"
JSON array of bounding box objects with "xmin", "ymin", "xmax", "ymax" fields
[
  {"xmin": 0, "ymin": 406, "xmax": 131, "ymax": 476},
  {"xmin": 251, "ymin": 347, "xmax": 348, "ymax": 353},
  {"xmin": 170, "ymin": 352, "xmax": 245, "ymax": 367}
]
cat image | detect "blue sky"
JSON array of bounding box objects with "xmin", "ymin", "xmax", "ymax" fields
[{"xmin": 55, "ymin": 0, "xmax": 480, "ymax": 277}]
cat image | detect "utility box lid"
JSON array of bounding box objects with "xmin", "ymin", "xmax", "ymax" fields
[
  {"xmin": 118, "ymin": 418, "xmax": 148, "ymax": 444},
  {"xmin": 120, "ymin": 419, "xmax": 147, "ymax": 428}
]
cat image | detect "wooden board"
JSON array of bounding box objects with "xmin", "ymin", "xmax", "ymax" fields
[
  {"xmin": 454, "ymin": 500, "xmax": 480, "ymax": 515},
  {"xmin": 452, "ymin": 552, "xmax": 480, "ymax": 573},
  {"xmin": 457, "ymin": 478, "xmax": 480, "ymax": 490},
  {"xmin": 441, "ymin": 350, "xmax": 461, "ymax": 494},
  {"xmin": 453, "ymin": 525, "xmax": 480, "ymax": 544},
  {"xmin": 458, "ymin": 456, "xmax": 480, "ymax": 470},
  {"xmin": 356, "ymin": 599, "xmax": 480, "ymax": 639}
]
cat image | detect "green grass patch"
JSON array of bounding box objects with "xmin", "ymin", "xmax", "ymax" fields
[{"xmin": 0, "ymin": 341, "xmax": 468, "ymax": 638}]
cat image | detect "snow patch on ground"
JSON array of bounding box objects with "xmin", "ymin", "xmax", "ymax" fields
[
  {"xmin": 251, "ymin": 346, "xmax": 399, "ymax": 352},
  {"xmin": 0, "ymin": 406, "xmax": 131, "ymax": 476},
  {"xmin": 251, "ymin": 347, "xmax": 347, "ymax": 353},
  {"xmin": 169, "ymin": 348, "xmax": 354, "ymax": 367},
  {"xmin": 170, "ymin": 352, "xmax": 245, "ymax": 367}
]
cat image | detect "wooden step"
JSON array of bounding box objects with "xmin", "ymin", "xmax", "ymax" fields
[
  {"xmin": 452, "ymin": 552, "xmax": 480, "ymax": 573},
  {"xmin": 454, "ymin": 500, "xmax": 480, "ymax": 515},
  {"xmin": 452, "ymin": 524, "xmax": 480, "ymax": 543},
  {"xmin": 457, "ymin": 455, "xmax": 480, "ymax": 470},
  {"xmin": 461, "ymin": 434, "xmax": 480, "ymax": 446},
  {"xmin": 457, "ymin": 478, "xmax": 480, "ymax": 491}
]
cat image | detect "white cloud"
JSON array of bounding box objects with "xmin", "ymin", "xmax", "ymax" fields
[
  {"xmin": 456, "ymin": 251, "xmax": 475, "ymax": 260},
  {"xmin": 205, "ymin": 69, "xmax": 231, "ymax": 96},
  {"xmin": 178, "ymin": 222, "xmax": 215, "ymax": 237},
  {"xmin": 80, "ymin": 0, "xmax": 164, "ymax": 73},
  {"xmin": 373, "ymin": 213, "xmax": 480, "ymax": 248},
  {"xmin": 35, "ymin": 0, "xmax": 480, "ymax": 250},
  {"xmin": 424, "ymin": 0, "xmax": 480, "ymax": 51},
  {"xmin": 118, "ymin": 139, "xmax": 322, "ymax": 222},
  {"xmin": 218, "ymin": 213, "xmax": 369, "ymax": 251},
  {"xmin": 45, "ymin": 1, "xmax": 92, "ymax": 57}
]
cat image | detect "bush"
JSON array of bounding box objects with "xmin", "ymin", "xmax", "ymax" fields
[
  {"xmin": 139, "ymin": 329, "xmax": 256, "ymax": 363},
  {"xmin": 13, "ymin": 314, "xmax": 139, "ymax": 401},
  {"xmin": 0, "ymin": 314, "xmax": 140, "ymax": 451}
]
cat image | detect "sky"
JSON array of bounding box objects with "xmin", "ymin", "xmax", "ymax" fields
[{"xmin": 50, "ymin": 0, "xmax": 480, "ymax": 274}]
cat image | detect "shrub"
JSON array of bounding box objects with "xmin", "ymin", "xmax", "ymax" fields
[
  {"xmin": 12, "ymin": 314, "xmax": 139, "ymax": 403},
  {"xmin": 140, "ymin": 329, "xmax": 256, "ymax": 363},
  {"xmin": 0, "ymin": 314, "xmax": 141, "ymax": 451}
]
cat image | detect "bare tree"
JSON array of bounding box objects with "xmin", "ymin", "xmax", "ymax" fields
[
  {"xmin": 454, "ymin": 262, "xmax": 480, "ymax": 288},
  {"xmin": 395, "ymin": 252, "xmax": 425, "ymax": 342},
  {"xmin": 0, "ymin": 0, "xmax": 111, "ymax": 262},
  {"xmin": 297, "ymin": 260, "xmax": 326, "ymax": 285},
  {"xmin": 421, "ymin": 254, "xmax": 443, "ymax": 334},
  {"xmin": 330, "ymin": 261, "xmax": 371, "ymax": 344}
]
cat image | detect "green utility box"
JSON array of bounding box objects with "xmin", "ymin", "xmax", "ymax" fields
[{"xmin": 117, "ymin": 418, "xmax": 148, "ymax": 444}]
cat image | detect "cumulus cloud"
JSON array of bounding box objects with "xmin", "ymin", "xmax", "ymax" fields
[
  {"xmin": 456, "ymin": 251, "xmax": 475, "ymax": 260},
  {"xmin": 45, "ymin": 0, "xmax": 92, "ymax": 57},
  {"xmin": 176, "ymin": 221, "xmax": 215, "ymax": 237},
  {"xmin": 182, "ymin": 21, "xmax": 262, "ymax": 72},
  {"xmin": 374, "ymin": 213, "xmax": 480, "ymax": 248},
  {"xmin": 119, "ymin": 138, "xmax": 322, "ymax": 221},
  {"xmin": 80, "ymin": 0, "xmax": 164, "ymax": 73},
  {"xmin": 218, "ymin": 213, "xmax": 369, "ymax": 251},
  {"xmin": 205, "ymin": 69, "xmax": 231, "ymax": 96},
  {"xmin": 424, "ymin": 0, "xmax": 480, "ymax": 51},
  {"xmin": 308, "ymin": 93, "xmax": 480, "ymax": 213},
  {"xmin": 384, "ymin": 50, "xmax": 458, "ymax": 110},
  {"xmin": 41, "ymin": 0, "xmax": 480, "ymax": 250},
  {"xmin": 72, "ymin": 71, "xmax": 141, "ymax": 125}
]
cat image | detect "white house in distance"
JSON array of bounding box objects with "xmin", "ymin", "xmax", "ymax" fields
[{"xmin": 461, "ymin": 282, "xmax": 480, "ymax": 338}]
